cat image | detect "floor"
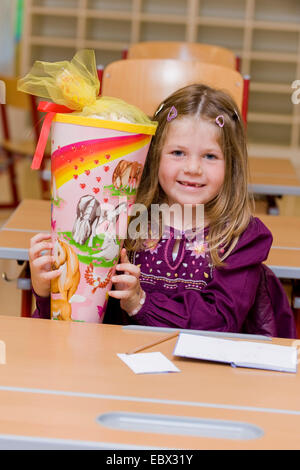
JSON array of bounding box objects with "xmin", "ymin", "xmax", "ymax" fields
[{"xmin": 0, "ymin": 156, "xmax": 300, "ymax": 318}]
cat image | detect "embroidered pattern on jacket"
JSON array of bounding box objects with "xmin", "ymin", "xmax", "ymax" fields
[{"xmin": 139, "ymin": 271, "xmax": 207, "ymax": 289}]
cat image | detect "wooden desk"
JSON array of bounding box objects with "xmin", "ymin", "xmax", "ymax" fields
[
  {"xmin": 0, "ymin": 316, "xmax": 299, "ymax": 450},
  {"xmin": 0, "ymin": 199, "xmax": 50, "ymax": 261},
  {"xmin": 259, "ymin": 214, "xmax": 300, "ymax": 280},
  {"xmin": 249, "ymin": 157, "xmax": 300, "ymax": 196},
  {"xmin": 0, "ymin": 199, "xmax": 50, "ymax": 316}
]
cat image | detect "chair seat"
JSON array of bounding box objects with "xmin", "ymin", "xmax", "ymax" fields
[
  {"xmin": 1, "ymin": 138, "xmax": 36, "ymax": 156},
  {"xmin": 1, "ymin": 138, "xmax": 51, "ymax": 156}
]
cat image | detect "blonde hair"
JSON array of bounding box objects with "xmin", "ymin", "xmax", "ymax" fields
[{"xmin": 125, "ymin": 84, "xmax": 254, "ymax": 266}]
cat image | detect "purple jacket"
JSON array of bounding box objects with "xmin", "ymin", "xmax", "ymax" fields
[{"xmin": 33, "ymin": 217, "xmax": 296, "ymax": 337}]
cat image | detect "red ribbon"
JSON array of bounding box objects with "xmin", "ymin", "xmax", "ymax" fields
[{"xmin": 31, "ymin": 101, "xmax": 74, "ymax": 170}]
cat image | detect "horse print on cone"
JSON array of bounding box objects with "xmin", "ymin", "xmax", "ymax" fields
[{"xmin": 50, "ymin": 115, "xmax": 155, "ymax": 322}]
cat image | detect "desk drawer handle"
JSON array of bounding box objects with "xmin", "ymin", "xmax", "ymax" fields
[{"xmin": 97, "ymin": 412, "xmax": 263, "ymax": 440}]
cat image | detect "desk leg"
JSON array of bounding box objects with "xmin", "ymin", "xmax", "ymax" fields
[
  {"xmin": 18, "ymin": 263, "xmax": 32, "ymax": 318},
  {"xmin": 266, "ymin": 195, "xmax": 280, "ymax": 215},
  {"xmin": 21, "ymin": 289, "xmax": 32, "ymax": 317}
]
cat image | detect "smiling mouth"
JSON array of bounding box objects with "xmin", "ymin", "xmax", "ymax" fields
[{"xmin": 177, "ymin": 181, "xmax": 205, "ymax": 188}]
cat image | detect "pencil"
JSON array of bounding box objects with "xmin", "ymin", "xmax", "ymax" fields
[{"xmin": 126, "ymin": 330, "xmax": 180, "ymax": 355}]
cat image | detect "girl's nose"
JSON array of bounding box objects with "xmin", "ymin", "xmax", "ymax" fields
[{"xmin": 184, "ymin": 157, "xmax": 202, "ymax": 175}]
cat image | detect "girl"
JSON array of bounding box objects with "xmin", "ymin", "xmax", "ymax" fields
[
  {"xmin": 105, "ymin": 84, "xmax": 295, "ymax": 336},
  {"xmin": 30, "ymin": 84, "xmax": 296, "ymax": 337}
]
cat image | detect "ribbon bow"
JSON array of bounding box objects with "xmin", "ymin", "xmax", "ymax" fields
[{"xmin": 31, "ymin": 101, "xmax": 74, "ymax": 170}]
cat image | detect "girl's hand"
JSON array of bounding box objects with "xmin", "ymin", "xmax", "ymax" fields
[
  {"xmin": 109, "ymin": 248, "xmax": 144, "ymax": 316},
  {"xmin": 29, "ymin": 233, "xmax": 61, "ymax": 298}
]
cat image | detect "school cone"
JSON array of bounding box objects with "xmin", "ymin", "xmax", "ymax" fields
[{"xmin": 50, "ymin": 114, "xmax": 155, "ymax": 322}]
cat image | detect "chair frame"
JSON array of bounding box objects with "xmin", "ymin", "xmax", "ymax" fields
[
  {"xmin": 102, "ymin": 58, "xmax": 245, "ymax": 120},
  {"xmin": 0, "ymin": 76, "xmax": 47, "ymax": 208},
  {"xmin": 123, "ymin": 42, "xmax": 249, "ymax": 124},
  {"xmin": 127, "ymin": 41, "xmax": 237, "ymax": 70}
]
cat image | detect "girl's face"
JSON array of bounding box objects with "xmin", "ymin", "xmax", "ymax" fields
[{"xmin": 158, "ymin": 117, "xmax": 225, "ymax": 208}]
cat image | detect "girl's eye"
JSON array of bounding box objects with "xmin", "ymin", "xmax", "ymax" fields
[
  {"xmin": 171, "ymin": 150, "xmax": 184, "ymax": 157},
  {"xmin": 205, "ymin": 153, "xmax": 217, "ymax": 160}
]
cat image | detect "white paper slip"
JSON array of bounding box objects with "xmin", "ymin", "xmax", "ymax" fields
[
  {"xmin": 117, "ymin": 352, "xmax": 180, "ymax": 374},
  {"xmin": 173, "ymin": 333, "xmax": 298, "ymax": 373}
]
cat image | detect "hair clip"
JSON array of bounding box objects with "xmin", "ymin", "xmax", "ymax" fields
[
  {"xmin": 167, "ymin": 106, "xmax": 178, "ymax": 122},
  {"xmin": 215, "ymin": 115, "xmax": 225, "ymax": 128},
  {"xmin": 154, "ymin": 102, "xmax": 164, "ymax": 117}
]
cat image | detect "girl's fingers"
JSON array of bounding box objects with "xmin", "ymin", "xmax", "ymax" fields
[
  {"xmin": 31, "ymin": 255, "xmax": 54, "ymax": 270},
  {"xmin": 108, "ymin": 290, "xmax": 132, "ymax": 299},
  {"xmin": 115, "ymin": 262, "xmax": 140, "ymax": 277},
  {"xmin": 30, "ymin": 233, "xmax": 52, "ymax": 247},
  {"xmin": 41, "ymin": 268, "xmax": 62, "ymax": 280},
  {"xmin": 111, "ymin": 274, "xmax": 138, "ymax": 286},
  {"xmin": 118, "ymin": 249, "xmax": 130, "ymax": 275},
  {"xmin": 29, "ymin": 241, "xmax": 53, "ymax": 260},
  {"xmin": 120, "ymin": 248, "xmax": 129, "ymax": 263}
]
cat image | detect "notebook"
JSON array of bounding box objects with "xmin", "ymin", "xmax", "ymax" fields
[{"xmin": 173, "ymin": 333, "xmax": 298, "ymax": 373}]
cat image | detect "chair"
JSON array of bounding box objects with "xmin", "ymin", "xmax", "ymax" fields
[
  {"xmin": 242, "ymin": 264, "xmax": 297, "ymax": 338},
  {"xmin": 292, "ymin": 283, "xmax": 300, "ymax": 338},
  {"xmin": 101, "ymin": 59, "xmax": 244, "ymax": 118},
  {"xmin": 125, "ymin": 43, "xmax": 248, "ymax": 123},
  {"xmin": 0, "ymin": 80, "xmax": 5, "ymax": 104},
  {"xmin": 0, "ymin": 76, "xmax": 50, "ymax": 208},
  {"xmin": 127, "ymin": 41, "xmax": 238, "ymax": 70}
]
